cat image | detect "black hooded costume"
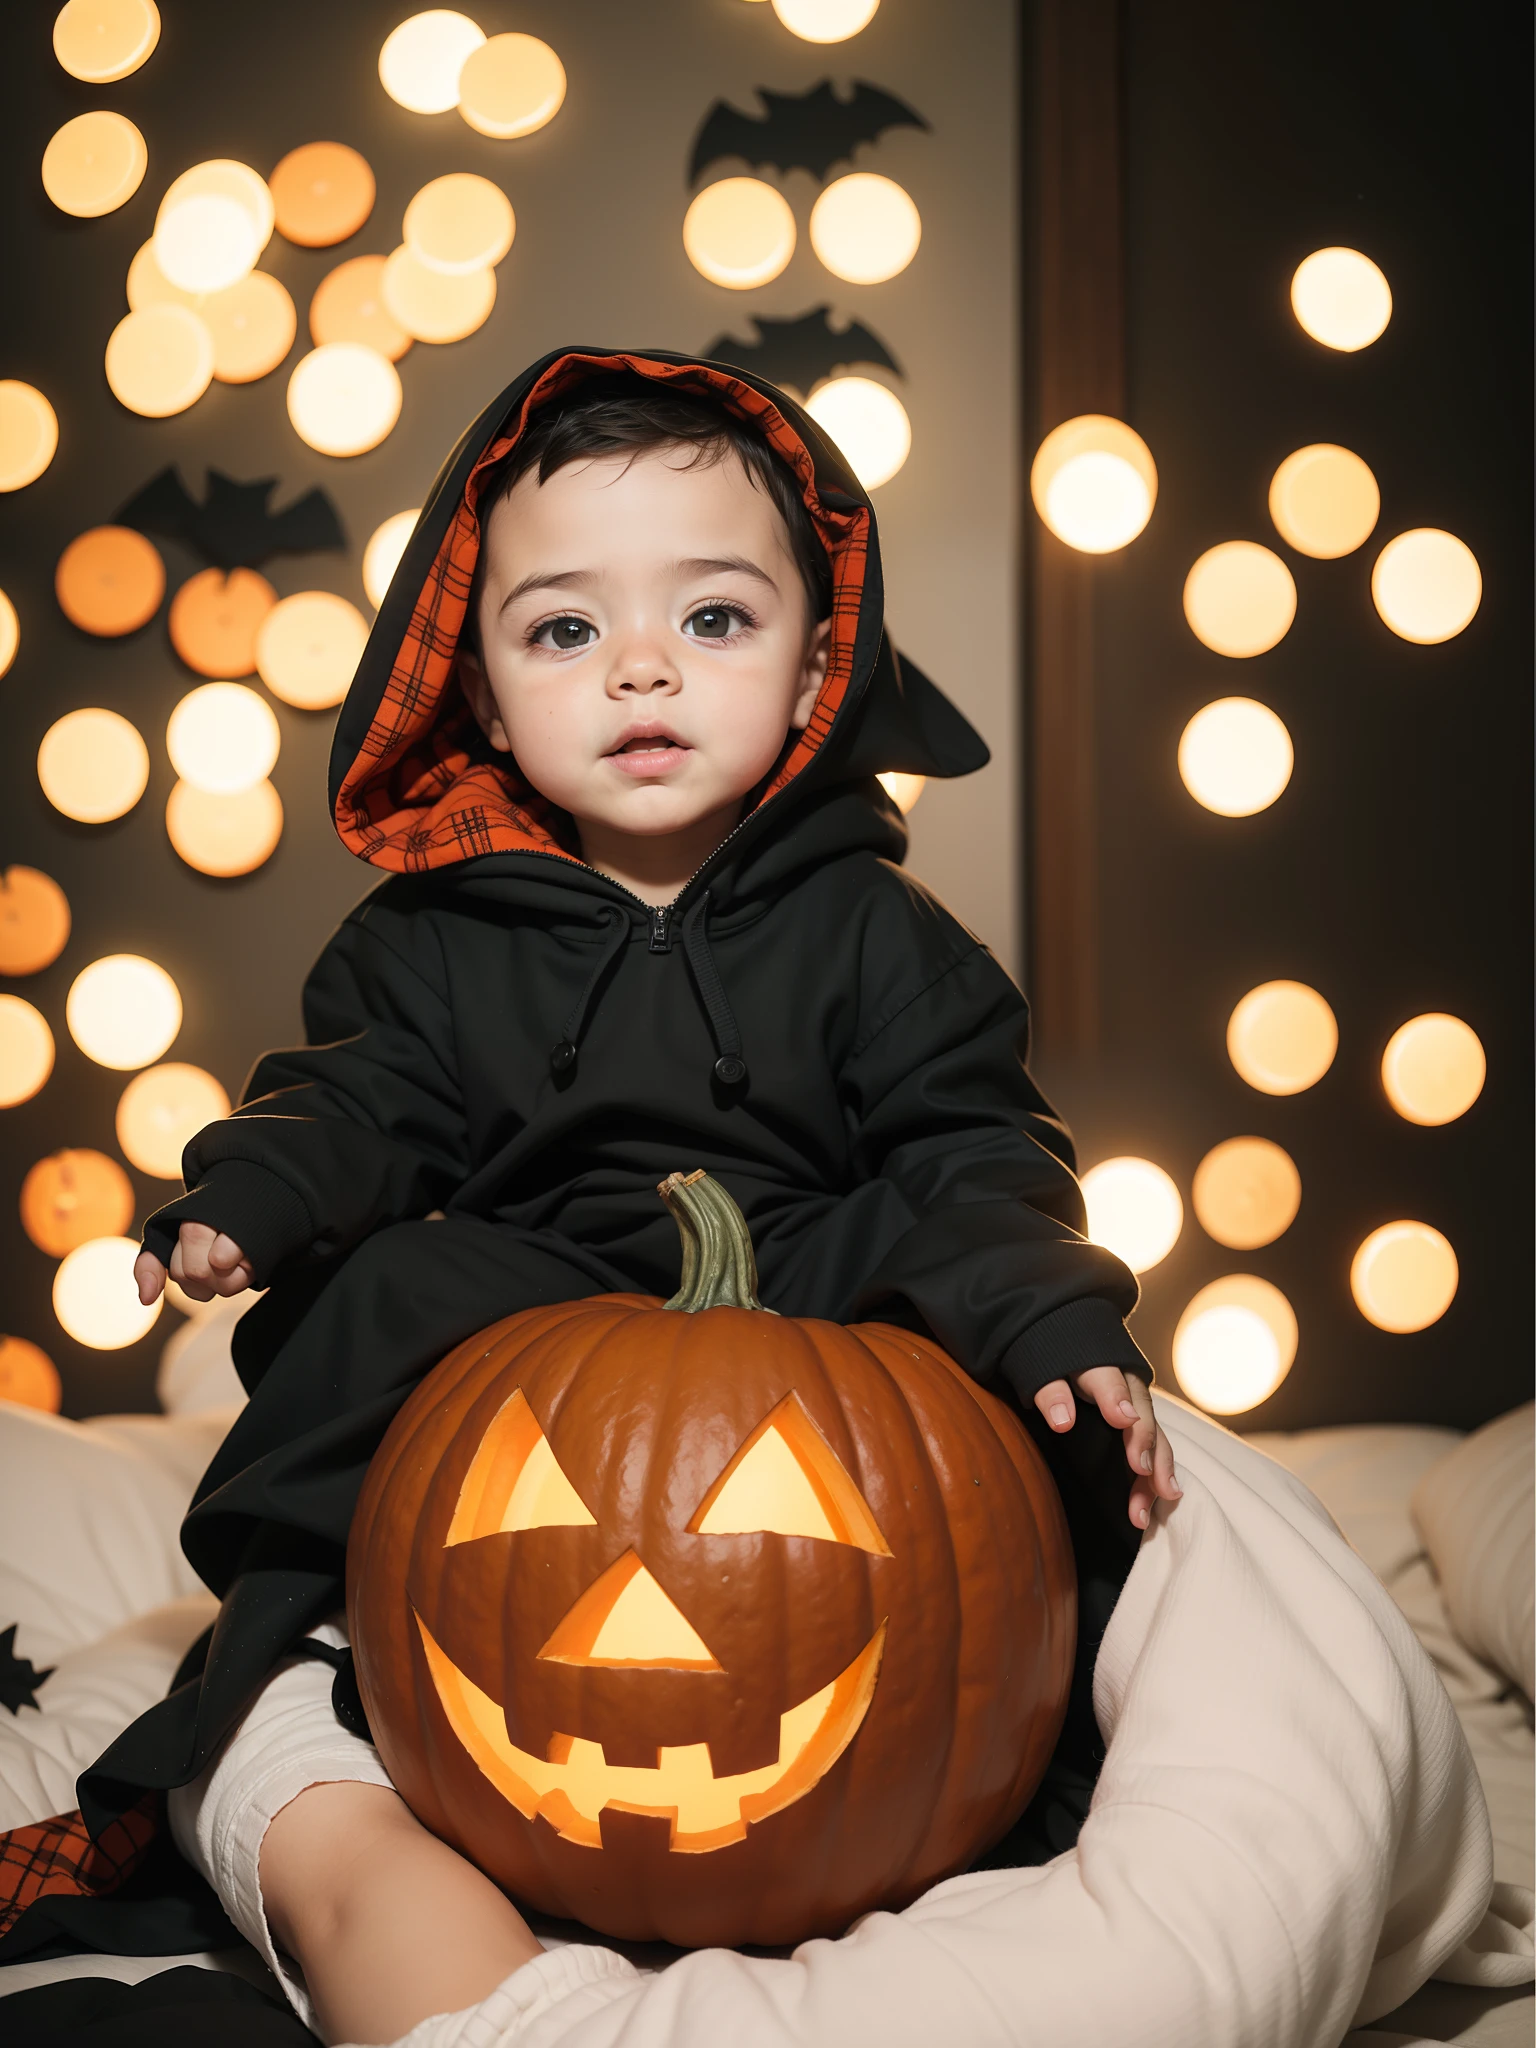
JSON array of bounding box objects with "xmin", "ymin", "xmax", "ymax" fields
[{"xmin": 3, "ymin": 351, "xmax": 1151, "ymax": 1986}]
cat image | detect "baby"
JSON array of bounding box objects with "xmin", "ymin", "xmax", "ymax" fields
[{"xmin": 117, "ymin": 351, "xmax": 1179, "ymax": 2047}]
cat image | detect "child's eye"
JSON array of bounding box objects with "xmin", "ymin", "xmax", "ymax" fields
[
  {"xmin": 532, "ymin": 615, "xmax": 595, "ymax": 651},
  {"xmin": 684, "ymin": 604, "xmax": 751, "ymax": 641}
]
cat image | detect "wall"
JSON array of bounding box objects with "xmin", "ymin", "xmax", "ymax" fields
[{"xmin": 0, "ymin": 0, "xmax": 1018, "ymax": 1413}]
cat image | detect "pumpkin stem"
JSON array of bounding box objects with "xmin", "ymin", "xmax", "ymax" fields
[{"xmin": 657, "ymin": 1170, "xmax": 774, "ymax": 1314}]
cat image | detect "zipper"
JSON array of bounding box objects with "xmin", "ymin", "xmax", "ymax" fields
[
  {"xmin": 514, "ymin": 805, "xmax": 764, "ymax": 954},
  {"xmin": 649, "ymin": 904, "xmax": 671, "ymax": 953}
]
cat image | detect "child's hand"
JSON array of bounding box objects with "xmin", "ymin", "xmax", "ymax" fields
[
  {"xmin": 1034, "ymin": 1366, "xmax": 1181, "ymax": 1529},
  {"xmin": 134, "ymin": 1222, "xmax": 254, "ymax": 1307}
]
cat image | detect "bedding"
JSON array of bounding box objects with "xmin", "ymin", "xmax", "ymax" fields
[{"xmin": 0, "ymin": 1361, "xmax": 1530, "ymax": 2048}]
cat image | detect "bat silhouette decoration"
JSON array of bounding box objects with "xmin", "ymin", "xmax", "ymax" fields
[
  {"xmin": 704, "ymin": 306, "xmax": 903, "ymax": 397},
  {"xmin": 0, "ymin": 1624, "xmax": 53, "ymax": 1714},
  {"xmin": 689, "ymin": 80, "xmax": 928, "ymax": 186},
  {"xmin": 117, "ymin": 467, "xmax": 346, "ymax": 571}
]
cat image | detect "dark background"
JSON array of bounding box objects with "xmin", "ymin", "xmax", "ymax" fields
[{"xmin": 1034, "ymin": 0, "xmax": 1533, "ymax": 1428}]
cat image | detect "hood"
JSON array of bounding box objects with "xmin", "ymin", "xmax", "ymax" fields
[{"xmin": 328, "ymin": 346, "xmax": 988, "ymax": 878}]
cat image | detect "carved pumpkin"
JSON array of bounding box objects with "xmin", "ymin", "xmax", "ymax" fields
[
  {"xmin": 349, "ymin": 1172, "xmax": 1075, "ymax": 1948},
  {"xmin": 20, "ymin": 1148, "xmax": 135, "ymax": 1257}
]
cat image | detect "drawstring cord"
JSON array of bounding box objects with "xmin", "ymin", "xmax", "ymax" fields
[
  {"xmin": 681, "ymin": 892, "xmax": 748, "ymax": 1089},
  {"xmin": 548, "ymin": 907, "xmax": 630, "ymax": 1077}
]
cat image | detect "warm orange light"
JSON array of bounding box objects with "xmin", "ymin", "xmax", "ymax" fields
[
  {"xmin": 255, "ymin": 591, "xmax": 369, "ymax": 709},
  {"xmin": 1183, "ymin": 542, "xmax": 1296, "ymax": 657},
  {"xmin": 1371, "ymin": 530, "xmax": 1482, "ymax": 644},
  {"xmin": 55, "ymin": 525, "xmax": 165, "ymax": 637},
  {"xmin": 67, "ymin": 954, "xmax": 182, "ymax": 1070},
  {"xmin": 105, "ymin": 305, "xmax": 215, "ymax": 417},
  {"xmin": 270, "ymin": 141, "xmax": 376, "ymax": 248},
  {"xmin": 287, "ymin": 344, "xmax": 403, "ymax": 456},
  {"xmin": 379, "ymin": 11, "xmax": 486, "ymax": 113},
  {"xmin": 166, "ymin": 682, "xmax": 280, "ymax": 795},
  {"xmin": 1191, "ymin": 1137, "xmax": 1300, "ymax": 1249},
  {"xmin": 154, "ymin": 160, "xmax": 273, "ymax": 294},
  {"xmin": 20, "ymin": 1149, "xmax": 135, "ymax": 1256},
  {"xmin": 0, "ymin": 1336, "xmax": 62, "ymax": 1414},
  {"xmin": 54, "ymin": 1236, "xmax": 163, "ymax": 1349},
  {"xmin": 683, "ymin": 179, "xmax": 796, "ymax": 289},
  {"xmin": 380, "ymin": 246, "xmax": 496, "ymax": 344},
  {"xmin": 1291, "ymin": 248, "xmax": 1391, "ymax": 352},
  {"xmin": 203, "ymin": 272, "xmax": 297, "ymax": 384},
  {"xmin": 876, "ymin": 771, "xmax": 924, "ymax": 814},
  {"xmin": 53, "ymin": 0, "xmax": 161, "ymax": 82},
  {"xmin": 1268, "ymin": 444, "xmax": 1379, "ymax": 558},
  {"xmin": 540, "ymin": 1551, "xmax": 721, "ymax": 1670},
  {"xmin": 809, "ymin": 173, "xmax": 920, "ymax": 284},
  {"xmin": 1381, "ymin": 1014, "xmax": 1485, "ymax": 1127},
  {"xmin": 804, "ymin": 377, "xmax": 910, "ymax": 489},
  {"xmin": 363, "ymin": 511, "xmax": 420, "ymax": 608},
  {"xmin": 458, "ymin": 32, "xmax": 566, "ymax": 138},
  {"xmin": 771, "ymin": 0, "xmax": 880, "ymax": 39},
  {"xmin": 37, "ymin": 707, "xmax": 149, "ymax": 822},
  {"xmin": 1081, "ymin": 1156, "xmax": 1183, "ymax": 1273},
  {"xmin": 1172, "ymin": 1275, "xmax": 1296, "ymax": 1414},
  {"xmin": 166, "ymin": 778, "xmax": 284, "ymax": 877},
  {"xmin": 1226, "ymin": 980, "xmax": 1337, "ymax": 1095},
  {"xmin": 168, "ymin": 567, "xmax": 276, "ymax": 677},
  {"xmin": 0, "ymin": 867, "xmax": 71, "ymax": 976},
  {"xmin": 1177, "ymin": 698, "xmax": 1293, "ymax": 816},
  {"xmin": 0, "ymin": 997, "xmax": 55, "ymax": 1108},
  {"xmin": 689, "ymin": 1393, "xmax": 890, "ymax": 1554},
  {"xmin": 42, "ymin": 110, "xmax": 147, "ymax": 217},
  {"xmin": 404, "ymin": 172, "xmax": 514, "ymax": 274},
  {"xmin": 116, "ymin": 1062, "xmax": 231, "ymax": 1178},
  {"xmin": 0, "ymin": 590, "xmax": 16, "ymax": 676},
  {"xmin": 1030, "ymin": 415, "xmax": 1157, "ymax": 554},
  {"xmin": 310, "ymin": 254, "xmax": 414, "ymax": 361},
  {"xmin": 0, "ymin": 381, "xmax": 59, "ymax": 491},
  {"xmin": 1350, "ymin": 1222, "xmax": 1457, "ymax": 1333}
]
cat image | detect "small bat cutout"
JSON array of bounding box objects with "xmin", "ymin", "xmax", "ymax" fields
[
  {"xmin": 689, "ymin": 79, "xmax": 928, "ymax": 186},
  {"xmin": 0, "ymin": 1625, "xmax": 53, "ymax": 1714},
  {"xmin": 117, "ymin": 467, "xmax": 346, "ymax": 571},
  {"xmin": 704, "ymin": 306, "xmax": 903, "ymax": 396}
]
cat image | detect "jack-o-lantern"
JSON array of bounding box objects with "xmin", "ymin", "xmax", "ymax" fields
[{"xmin": 349, "ymin": 1172, "xmax": 1075, "ymax": 1948}]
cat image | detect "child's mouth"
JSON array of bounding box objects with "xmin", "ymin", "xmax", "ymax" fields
[{"xmin": 607, "ymin": 734, "xmax": 691, "ymax": 776}]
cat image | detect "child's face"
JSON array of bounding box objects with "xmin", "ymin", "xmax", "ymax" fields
[{"xmin": 460, "ymin": 445, "xmax": 830, "ymax": 854}]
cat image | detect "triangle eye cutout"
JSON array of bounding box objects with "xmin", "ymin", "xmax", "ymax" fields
[
  {"xmin": 538, "ymin": 1550, "xmax": 722, "ymax": 1670},
  {"xmin": 687, "ymin": 1393, "xmax": 891, "ymax": 1555},
  {"xmin": 446, "ymin": 1388, "xmax": 596, "ymax": 1547}
]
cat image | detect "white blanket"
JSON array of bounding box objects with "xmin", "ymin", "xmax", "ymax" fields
[{"xmin": 451, "ymin": 1397, "xmax": 1532, "ymax": 2048}]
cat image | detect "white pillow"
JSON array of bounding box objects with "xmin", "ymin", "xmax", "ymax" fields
[
  {"xmin": 156, "ymin": 1293, "xmax": 255, "ymax": 1415},
  {"xmin": 1412, "ymin": 1403, "xmax": 1535, "ymax": 1702}
]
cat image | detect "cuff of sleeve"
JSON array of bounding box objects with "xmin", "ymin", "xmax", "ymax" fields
[
  {"xmin": 140, "ymin": 1162, "xmax": 314, "ymax": 1287},
  {"xmin": 999, "ymin": 1297, "xmax": 1151, "ymax": 1402}
]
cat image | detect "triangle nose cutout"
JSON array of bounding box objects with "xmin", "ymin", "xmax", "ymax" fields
[{"xmin": 538, "ymin": 1550, "xmax": 723, "ymax": 1671}]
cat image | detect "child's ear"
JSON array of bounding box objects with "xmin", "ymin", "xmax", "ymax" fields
[
  {"xmin": 458, "ymin": 645, "xmax": 513, "ymax": 752},
  {"xmin": 789, "ymin": 616, "xmax": 832, "ymax": 731}
]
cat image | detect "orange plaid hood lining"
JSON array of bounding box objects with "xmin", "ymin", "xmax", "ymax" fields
[{"xmin": 333, "ymin": 352, "xmax": 872, "ymax": 873}]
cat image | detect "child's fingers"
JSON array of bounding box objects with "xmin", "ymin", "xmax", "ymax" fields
[
  {"xmin": 207, "ymin": 1233, "xmax": 246, "ymax": 1275},
  {"xmin": 133, "ymin": 1250, "xmax": 167, "ymax": 1307},
  {"xmin": 1128, "ymin": 1473, "xmax": 1156, "ymax": 1529},
  {"xmin": 1032, "ymin": 1378, "xmax": 1077, "ymax": 1431},
  {"xmin": 171, "ymin": 1222, "xmax": 219, "ymax": 1301},
  {"xmin": 1075, "ymin": 1364, "xmax": 1138, "ymax": 1429},
  {"xmin": 211, "ymin": 1257, "xmax": 254, "ymax": 1297},
  {"xmin": 1152, "ymin": 1423, "xmax": 1182, "ymax": 1500}
]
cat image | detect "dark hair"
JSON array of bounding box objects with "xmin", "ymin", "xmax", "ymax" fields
[{"xmin": 467, "ymin": 374, "xmax": 833, "ymax": 638}]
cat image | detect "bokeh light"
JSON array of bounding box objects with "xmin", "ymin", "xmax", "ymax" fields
[
  {"xmin": 166, "ymin": 682, "xmax": 280, "ymax": 795},
  {"xmin": 125, "ymin": 238, "xmax": 202, "ymax": 312},
  {"xmin": 203, "ymin": 272, "xmax": 297, "ymax": 384},
  {"xmin": 1350, "ymin": 1221, "xmax": 1458, "ymax": 1333},
  {"xmin": 804, "ymin": 376, "xmax": 910, "ymax": 489},
  {"xmin": 1081, "ymin": 1156, "xmax": 1183, "ymax": 1274},
  {"xmin": 0, "ymin": 590, "xmax": 16, "ymax": 675},
  {"xmin": 154, "ymin": 160, "xmax": 273, "ymax": 293},
  {"xmin": 37, "ymin": 707, "xmax": 149, "ymax": 823},
  {"xmin": 1030, "ymin": 414, "xmax": 1157, "ymax": 554},
  {"xmin": 877, "ymin": 771, "xmax": 925, "ymax": 814},
  {"xmin": 67, "ymin": 955, "xmax": 182, "ymax": 1070},
  {"xmin": 380, "ymin": 246, "xmax": 495, "ymax": 343},
  {"xmin": 0, "ymin": 997, "xmax": 54, "ymax": 1108},
  {"xmin": 379, "ymin": 10, "xmax": 486, "ymax": 113},
  {"xmin": 53, "ymin": 0, "xmax": 161, "ymax": 83},
  {"xmin": 1177, "ymin": 697, "xmax": 1293, "ymax": 816},
  {"xmin": 255, "ymin": 591, "xmax": 369, "ymax": 708},
  {"xmin": 404, "ymin": 172, "xmax": 515, "ymax": 274},
  {"xmin": 809, "ymin": 173, "xmax": 920, "ymax": 284},
  {"xmin": 683, "ymin": 179, "xmax": 796, "ymax": 289},
  {"xmin": 20, "ymin": 1149, "xmax": 135, "ymax": 1256},
  {"xmin": 287, "ymin": 344, "xmax": 403, "ymax": 456},
  {"xmin": 270, "ymin": 141, "xmax": 376, "ymax": 247},
  {"xmin": 311, "ymin": 254, "xmax": 414, "ymax": 360},
  {"xmin": 1371, "ymin": 529, "xmax": 1482, "ymax": 644},
  {"xmin": 105, "ymin": 304, "xmax": 215, "ymax": 417},
  {"xmin": 0, "ymin": 1335, "xmax": 62, "ymax": 1413},
  {"xmin": 1191, "ymin": 1136, "xmax": 1300, "ymax": 1249},
  {"xmin": 771, "ymin": 0, "xmax": 880, "ymax": 40},
  {"xmin": 1172, "ymin": 1275, "xmax": 1297, "ymax": 1414},
  {"xmin": 0, "ymin": 381, "xmax": 59, "ymax": 491},
  {"xmin": 363, "ymin": 510, "xmax": 420, "ymax": 608},
  {"xmin": 168, "ymin": 566, "xmax": 276, "ymax": 676},
  {"xmin": 1268, "ymin": 444, "xmax": 1379, "ymax": 558},
  {"xmin": 166, "ymin": 778, "xmax": 284, "ymax": 876},
  {"xmin": 116, "ymin": 1063, "xmax": 231, "ymax": 1178},
  {"xmin": 0, "ymin": 867, "xmax": 70, "ymax": 976},
  {"xmin": 1381, "ymin": 1014, "xmax": 1485, "ymax": 1126},
  {"xmin": 41, "ymin": 109, "xmax": 147, "ymax": 216},
  {"xmin": 1227, "ymin": 980, "xmax": 1337, "ymax": 1096},
  {"xmin": 55, "ymin": 525, "xmax": 165, "ymax": 637},
  {"xmin": 1183, "ymin": 541, "xmax": 1296, "ymax": 657},
  {"xmin": 53, "ymin": 1236, "xmax": 162, "ymax": 1349},
  {"xmin": 1291, "ymin": 247, "xmax": 1392, "ymax": 352},
  {"xmin": 458, "ymin": 32, "xmax": 566, "ymax": 137}
]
